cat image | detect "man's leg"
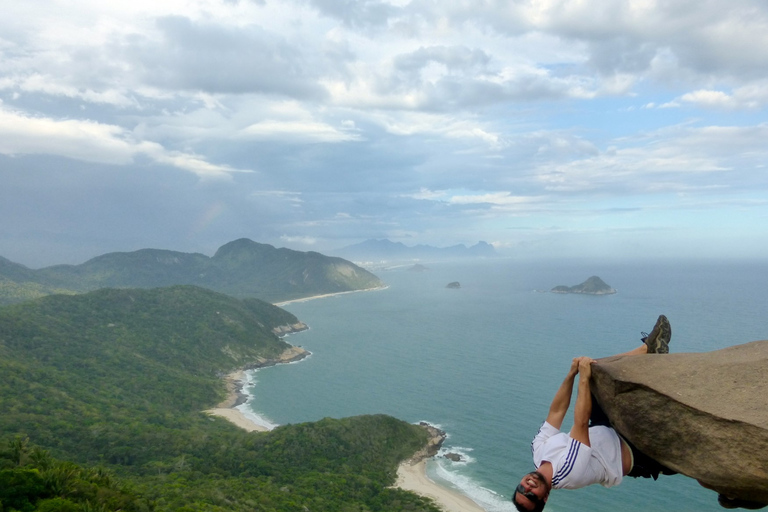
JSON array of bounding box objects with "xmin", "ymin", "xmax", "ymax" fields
[
  {"xmin": 597, "ymin": 315, "xmax": 675, "ymax": 477},
  {"xmin": 624, "ymin": 437, "xmax": 678, "ymax": 479},
  {"xmin": 589, "ymin": 393, "xmax": 611, "ymax": 427}
]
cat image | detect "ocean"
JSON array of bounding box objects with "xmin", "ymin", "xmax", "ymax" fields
[{"xmin": 240, "ymin": 258, "xmax": 768, "ymax": 512}]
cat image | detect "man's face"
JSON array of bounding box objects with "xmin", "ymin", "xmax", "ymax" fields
[{"xmin": 514, "ymin": 471, "xmax": 550, "ymax": 511}]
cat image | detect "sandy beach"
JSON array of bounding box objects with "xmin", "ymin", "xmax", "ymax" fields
[
  {"xmin": 205, "ymin": 407, "xmax": 269, "ymax": 432},
  {"xmin": 395, "ymin": 460, "xmax": 486, "ymax": 512},
  {"xmin": 206, "ymin": 346, "xmax": 485, "ymax": 512},
  {"xmin": 273, "ymin": 285, "xmax": 388, "ymax": 307},
  {"xmin": 204, "ymin": 369, "xmax": 271, "ymax": 432}
]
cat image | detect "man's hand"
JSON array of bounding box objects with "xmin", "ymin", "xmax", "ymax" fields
[
  {"xmin": 577, "ymin": 357, "xmax": 595, "ymax": 378},
  {"xmin": 569, "ymin": 357, "xmax": 580, "ymax": 377}
]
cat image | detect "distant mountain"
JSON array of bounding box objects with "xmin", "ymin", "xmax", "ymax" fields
[
  {"xmin": 551, "ymin": 276, "xmax": 617, "ymax": 295},
  {"xmin": 334, "ymin": 239, "xmax": 497, "ymax": 262},
  {"xmin": 0, "ymin": 238, "xmax": 383, "ymax": 305}
]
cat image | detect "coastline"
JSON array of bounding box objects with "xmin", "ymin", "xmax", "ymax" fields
[
  {"xmin": 204, "ymin": 344, "xmax": 311, "ymax": 431},
  {"xmin": 393, "ymin": 423, "xmax": 486, "ymax": 512},
  {"xmin": 208, "ymin": 380, "xmax": 487, "ymax": 512},
  {"xmin": 273, "ymin": 285, "xmax": 388, "ymax": 307},
  {"xmin": 395, "ymin": 460, "xmax": 486, "ymax": 512},
  {"xmin": 205, "ymin": 306, "xmax": 485, "ymax": 512},
  {"xmin": 205, "ymin": 369, "xmax": 271, "ymax": 431}
]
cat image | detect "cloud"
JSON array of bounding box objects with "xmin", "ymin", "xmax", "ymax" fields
[
  {"xmin": 532, "ymin": 123, "xmax": 768, "ymax": 193},
  {"xmin": 3, "ymin": 0, "xmax": 768, "ymax": 263},
  {"xmin": 306, "ymin": 0, "xmax": 400, "ymax": 29},
  {"xmin": 679, "ymin": 83, "xmax": 768, "ymax": 109},
  {"xmin": 0, "ymin": 103, "xmax": 248, "ymax": 178},
  {"xmin": 241, "ymin": 120, "xmax": 361, "ymax": 142},
  {"xmin": 280, "ymin": 234, "xmax": 317, "ymax": 245}
]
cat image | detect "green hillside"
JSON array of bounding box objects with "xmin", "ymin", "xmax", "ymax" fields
[
  {"xmin": 0, "ymin": 287, "xmax": 439, "ymax": 512},
  {"xmin": 0, "ymin": 239, "xmax": 384, "ymax": 306}
]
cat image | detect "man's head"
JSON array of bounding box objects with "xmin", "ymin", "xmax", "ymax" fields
[{"xmin": 512, "ymin": 471, "xmax": 550, "ymax": 512}]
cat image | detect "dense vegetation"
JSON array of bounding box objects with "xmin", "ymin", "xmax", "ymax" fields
[
  {"xmin": 0, "ymin": 287, "xmax": 440, "ymax": 512},
  {"xmin": 0, "ymin": 437, "xmax": 151, "ymax": 512},
  {"xmin": 0, "ymin": 239, "xmax": 384, "ymax": 306}
]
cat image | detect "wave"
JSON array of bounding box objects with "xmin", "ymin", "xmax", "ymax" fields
[
  {"xmin": 430, "ymin": 457, "xmax": 518, "ymax": 512},
  {"xmin": 238, "ymin": 369, "xmax": 281, "ymax": 430}
]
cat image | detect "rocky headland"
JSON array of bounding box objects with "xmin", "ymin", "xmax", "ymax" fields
[{"xmin": 403, "ymin": 422, "xmax": 447, "ymax": 464}]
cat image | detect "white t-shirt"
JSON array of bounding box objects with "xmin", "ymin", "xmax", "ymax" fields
[{"xmin": 531, "ymin": 421, "xmax": 623, "ymax": 489}]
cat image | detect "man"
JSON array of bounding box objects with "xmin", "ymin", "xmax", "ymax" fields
[{"xmin": 512, "ymin": 315, "xmax": 674, "ymax": 512}]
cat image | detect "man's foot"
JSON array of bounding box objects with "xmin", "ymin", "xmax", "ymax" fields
[{"xmin": 641, "ymin": 315, "xmax": 671, "ymax": 354}]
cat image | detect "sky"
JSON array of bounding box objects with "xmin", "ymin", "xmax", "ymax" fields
[{"xmin": 2, "ymin": 0, "xmax": 768, "ymax": 267}]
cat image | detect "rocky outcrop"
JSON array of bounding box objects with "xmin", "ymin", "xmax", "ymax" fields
[
  {"xmin": 591, "ymin": 340, "xmax": 768, "ymax": 506},
  {"xmin": 404, "ymin": 422, "xmax": 447, "ymax": 464},
  {"xmin": 245, "ymin": 345, "xmax": 310, "ymax": 370},
  {"xmin": 272, "ymin": 322, "xmax": 309, "ymax": 337},
  {"xmin": 552, "ymin": 276, "xmax": 616, "ymax": 295}
]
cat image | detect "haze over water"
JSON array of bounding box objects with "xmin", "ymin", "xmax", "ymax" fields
[{"xmin": 244, "ymin": 258, "xmax": 767, "ymax": 512}]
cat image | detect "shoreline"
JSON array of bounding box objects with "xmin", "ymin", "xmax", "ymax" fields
[
  {"xmin": 204, "ymin": 369, "xmax": 272, "ymax": 432},
  {"xmin": 205, "ymin": 307, "xmax": 485, "ymax": 512},
  {"xmin": 204, "ymin": 344, "xmax": 311, "ymax": 432},
  {"xmin": 208, "ymin": 385, "xmax": 487, "ymax": 512},
  {"xmin": 395, "ymin": 460, "xmax": 486, "ymax": 512},
  {"xmin": 273, "ymin": 285, "xmax": 388, "ymax": 307}
]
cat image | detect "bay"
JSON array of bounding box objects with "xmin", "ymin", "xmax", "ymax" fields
[{"xmin": 244, "ymin": 258, "xmax": 768, "ymax": 512}]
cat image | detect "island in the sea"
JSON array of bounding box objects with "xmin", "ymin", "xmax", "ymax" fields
[
  {"xmin": 446, "ymin": 281, "xmax": 461, "ymax": 289},
  {"xmin": 551, "ymin": 276, "xmax": 616, "ymax": 295}
]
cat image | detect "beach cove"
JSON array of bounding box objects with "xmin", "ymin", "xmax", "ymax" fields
[{"xmin": 206, "ymin": 356, "xmax": 486, "ymax": 512}]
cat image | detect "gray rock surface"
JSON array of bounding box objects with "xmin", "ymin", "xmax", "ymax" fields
[{"xmin": 591, "ymin": 340, "xmax": 768, "ymax": 505}]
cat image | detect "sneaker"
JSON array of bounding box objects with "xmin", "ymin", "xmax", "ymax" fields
[{"xmin": 642, "ymin": 315, "xmax": 671, "ymax": 354}]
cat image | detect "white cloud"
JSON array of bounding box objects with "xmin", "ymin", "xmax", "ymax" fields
[
  {"xmin": 679, "ymin": 84, "xmax": 768, "ymax": 110},
  {"xmin": 280, "ymin": 234, "xmax": 317, "ymax": 245},
  {"xmin": 242, "ymin": 120, "xmax": 361, "ymax": 142},
  {"xmin": 447, "ymin": 192, "xmax": 543, "ymax": 206},
  {"xmin": 533, "ymin": 123, "xmax": 768, "ymax": 193},
  {"xmin": 0, "ymin": 104, "xmax": 248, "ymax": 178}
]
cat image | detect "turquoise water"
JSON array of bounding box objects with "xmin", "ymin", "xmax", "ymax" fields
[{"xmin": 243, "ymin": 259, "xmax": 768, "ymax": 512}]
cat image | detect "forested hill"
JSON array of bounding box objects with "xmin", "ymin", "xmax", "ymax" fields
[
  {"xmin": 0, "ymin": 286, "xmax": 440, "ymax": 512},
  {"xmin": 0, "ymin": 238, "xmax": 384, "ymax": 305}
]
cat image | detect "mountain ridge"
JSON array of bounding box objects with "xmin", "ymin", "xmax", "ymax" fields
[
  {"xmin": 0, "ymin": 238, "xmax": 383, "ymax": 305},
  {"xmin": 334, "ymin": 238, "xmax": 497, "ymax": 262}
]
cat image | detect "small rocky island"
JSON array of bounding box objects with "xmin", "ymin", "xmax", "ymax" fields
[
  {"xmin": 551, "ymin": 276, "xmax": 616, "ymax": 295},
  {"xmin": 446, "ymin": 281, "xmax": 461, "ymax": 289}
]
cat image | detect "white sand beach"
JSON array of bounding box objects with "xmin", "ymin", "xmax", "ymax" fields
[
  {"xmin": 206, "ymin": 407, "xmax": 269, "ymax": 432},
  {"xmin": 273, "ymin": 285, "xmax": 388, "ymax": 307},
  {"xmin": 204, "ymin": 370, "xmax": 271, "ymax": 432},
  {"xmin": 395, "ymin": 460, "xmax": 486, "ymax": 512}
]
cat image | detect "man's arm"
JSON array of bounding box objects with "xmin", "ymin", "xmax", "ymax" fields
[
  {"xmin": 570, "ymin": 357, "xmax": 595, "ymax": 447},
  {"xmin": 545, "ymin": 358, "xmax": 580, "ymax": 430}
]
